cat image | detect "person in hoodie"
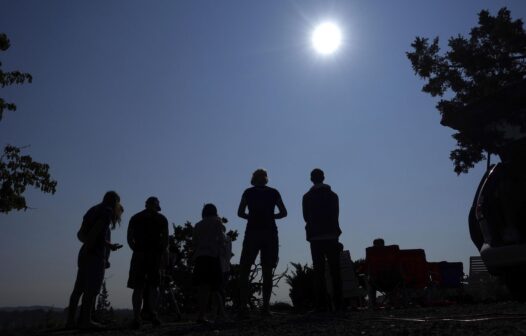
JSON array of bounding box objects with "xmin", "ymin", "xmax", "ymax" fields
[{"xmin": 302, "ymin": 168, "xmax": 342, "ymax": 312}]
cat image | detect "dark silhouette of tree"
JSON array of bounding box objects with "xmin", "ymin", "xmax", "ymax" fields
[
  {"xmin": 285, "ymin": 263, "xmax": 316, "ymax": 311},
  {"xmin": 94, "ymin": 281, "xmax": 114, "ymax": 323},
  {"xmin": 0, "ymin": 33, "xmax": 57, "ymax": 212},
  {"xmin": 0, "ymin": 34, "xmax": 32, "ymax": 120},
  {"xmin": 407, "ymin": 8, "xmax": 526, "ymax": 174}
]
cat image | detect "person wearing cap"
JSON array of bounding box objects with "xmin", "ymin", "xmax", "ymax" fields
[
  {"xmin": 127, "ymin": 197, "xmax": 169, "ymax": 328},
  {"xmin": 303, "ymin": 168, "xmax": 343, "ymax": 312},
  {"xmin": 237, "ymin": 168, "xmax": 287, "ymax": 317}
]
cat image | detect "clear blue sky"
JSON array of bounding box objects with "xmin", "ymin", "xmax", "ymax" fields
[{"xmin": 1, "ymin": 1, "xmax": 525, "ymax": 308}]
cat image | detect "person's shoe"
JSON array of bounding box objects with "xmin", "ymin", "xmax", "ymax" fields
[
  {"xmin": 308, "ymin": 306, "xmax": 328, "ymax": 314},
  {"xmin": 141, "ymin": 310, "xmax": 153, "ymax": 322},
  {"xmin": 196, "ymin": 317, "xmax": 213, "ymax": 325},
  {"xmin": 78, "ymin": 320, "xmax": 104, "ymax": 330},
  {"xmin": 130, "ymin": 318, "xmax": 142, "ymax": 330},
  {"xmin": 64, "ymin": 321, "xmax": 76, "ymax": 330},
  {"xmin": 260, "ymin": 308, "xmax": 272, "ymax": 317},
  {"xmin": 151, "ymin": 316, "xmax": 162, "ymax": 327},
  {"xmin": 215, "ymin": 316, "xmax": 233, "ymax": 325},
  {"xmin": 236, "ymin": 309, "xmax": 250, "ymax": 320}
]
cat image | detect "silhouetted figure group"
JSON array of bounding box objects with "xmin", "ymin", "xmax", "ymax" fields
[{"xmin": 66, "ymin": 168, "xmax": 346, "ymax": 329}]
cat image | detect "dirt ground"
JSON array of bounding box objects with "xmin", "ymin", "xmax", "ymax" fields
[{"xmin": 42, "ymin": 302, "xmax": 526, "ymax": 336}]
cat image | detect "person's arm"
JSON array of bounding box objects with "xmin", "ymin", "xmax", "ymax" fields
[
  {"xmin": 302, "ymin": 194, "xmax": 310, "ymax": 223},
  {"xmin": 127, "ymin": 217, "xmax": 136, "ymax": 251},
  {"xmin": 333, "ymin": 193, "xmax": 340, "ymax": 222},
  {"xmin": 274, "ymin": 192, "xmax": 287, "ymax": 219},
  {"xmin": 160, "ymin": 217, "xmax": 169, "ymax": 252},
  {"xmin": 237, "ymin": 192, "xmax": 249, "ymax": 220}
]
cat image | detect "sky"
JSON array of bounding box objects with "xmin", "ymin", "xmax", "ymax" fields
[{"xmin": 1, "ymin": 0, "xmax": 525, "ymax": 308}]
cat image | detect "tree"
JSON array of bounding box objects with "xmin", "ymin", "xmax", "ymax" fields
[
  {"xmin": 407, "ymin": 8, "xmax": 526, "ymax": 174},
  {"xmin": 0, "ymin": 33, "xmax": 57, "ymax": 212},
  {"xmin": 94, "ymin": 281, "xmax": 114, "ymax": 323},
  {"xmin": 285, "ymin": 263, "xmax": 316, "ymax": 311}
]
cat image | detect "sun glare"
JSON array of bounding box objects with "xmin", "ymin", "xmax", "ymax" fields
[{"xmin": 311, "ymin": 22, "xmax": 342, "ymax": 55}]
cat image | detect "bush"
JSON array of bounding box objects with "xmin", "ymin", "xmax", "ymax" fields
[{"xmin": 285, "ymin": 263, "xmax": 316, "ymax": 312}]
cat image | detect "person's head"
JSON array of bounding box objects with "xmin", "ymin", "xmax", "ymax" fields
[
  {"xmin": 251, "ymin": 168, "xmax": 268, "ymax": 186},
  {"xmin": 102, "ymin": 191, "xmax": 122, "ymax": 228},
  {"xmin": 373, "ymin": 238, "xmax": 385, "ymax": 247},
  {"xmin": 145, "ymin": 196, "xmax": 161, "ymax": 212},
  {"xmin": 310, "ymin": 168, "xmax": 325, "ymax": 184},
  {"xmin": 102, "ymin": 190, "xmax": 120, "ymax": 208},
  {"xmin": 202, "ymin": 203, "xmax": 218, "ymax": 219}
]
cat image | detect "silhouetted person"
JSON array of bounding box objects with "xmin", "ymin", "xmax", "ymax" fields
[
  {"xmin": 67, "ymin": 191, "xmax": 123, "ymax": 329},
  {"xmin": 193, "ymin": 204, "xmax": 227, "ymax": 323},
  {"xmin": 302, "ymin": 168, "xmax": 342, "ymax": 312},
  {"xmin": 127, "ymin": 197, "xmax": 169, "ymax": 329},
  {"xmin": 238, "ymin": 169, "xmax": 287, "ymax": 317}
]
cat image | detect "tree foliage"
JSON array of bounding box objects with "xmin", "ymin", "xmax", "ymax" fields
[
  {"xmin": 94, "ymin": 281, "xmax": 114, "ymax": 323},
  {"xmin": 0, "ymin": 33, "xmax": 32, "ymax": 121},
  {"xmin": 0, "ymin": 145, "xmax": 57, "ymax": 212},
  {"xmin": 0, "ymin": 33, "xmax": 56, "ymax": 212},
  {"xmin": 407, "ymin": 8, "xmax": 526, "ymax": 174}
]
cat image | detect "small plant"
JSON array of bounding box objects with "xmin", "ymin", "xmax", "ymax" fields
[
  {"xmin": 94, "ymin": 281, "xmax": 114, "ymax": 324},
  {"xmin": 285, "ymin": 263, "xmax": 316, "ymax": 312}
]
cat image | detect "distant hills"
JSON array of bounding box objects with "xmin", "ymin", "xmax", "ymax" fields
[{"xmin": 0, "ymin": 306, "xmax": 63, "ymax": 312}]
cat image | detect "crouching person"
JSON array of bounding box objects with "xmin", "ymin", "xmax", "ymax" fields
[{"xmin": 127, "ymin": 197, "xmax": 169, "ymax": 329}]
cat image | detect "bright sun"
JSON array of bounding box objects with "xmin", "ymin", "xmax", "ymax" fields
[{"xmin": 311, "ymin": 22, "xmax": 342, "ymax": 55}]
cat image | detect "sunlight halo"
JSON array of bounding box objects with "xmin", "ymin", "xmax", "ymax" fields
[{"xmin": 311, "ymin": 22, "xmax": 342, "ymax": 55}]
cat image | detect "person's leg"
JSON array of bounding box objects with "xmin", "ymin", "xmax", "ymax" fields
[
  {"xmin": 326, "ymin": 240, "xmax": 343, "ymax": 311},
  {"xmin": 261, "ymin": 265, "xmax": 274, "ymax": 314},
  {"xmin": 260, "ymin": 231, "xmax": 279, "ymax": 314},
  {"xmin": 66, "ymin": 271, "xmax": 84, "ymax": 328},
  {"xmin": 238, "ymin": 234, "xmax": 259, "ymax": 315},
  {"xmin": 141, "ymin": 286, "xmax": 152, "ymax": 320},
  {"xmin": 78, "ymin": 257, "xmax": 104, "ymax": 329},
  {"xmin": 128, "ymin": 252, "xmax": 146, "ymax": 327},
  {"xmin": 78, "ymin": 291, "xmax": 98, "ymax": 328},
  {"xmin": 147, "ymin": 285, "xmax": 161, "ymax": 325},
  {"xmin": 214, "ymin": 291, "xmax": 227, "ymax": 319},
  {"xmin": 197, "ymin": 284, "xmax": 211, "ymax": 321},
  {"xmin": 132, "ymin": 288, "xmax": 144, "ymax": 323},
  {"xmin": 310, "ymin": 241, "xmax": 327, "ymax": 311}
]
